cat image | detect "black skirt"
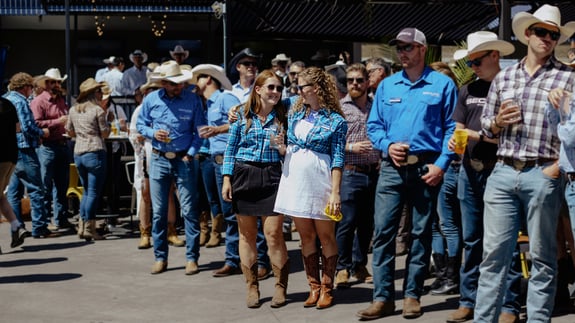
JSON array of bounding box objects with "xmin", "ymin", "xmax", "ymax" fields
[{"xmin": 231, "ymin": 161, "xmax": 281, "ymax": 216}]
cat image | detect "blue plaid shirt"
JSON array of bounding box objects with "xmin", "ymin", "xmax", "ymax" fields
[
  {"xmin": 287, "ymin": 107, "xmax": 347, "ymax": 169},
  {"xmin": 222, "ymin": 109, "xmax": 284, "ymax": 176},
  {"xmin": 3, "ymin": 91, "xmax": 44, "ymax": 149}
]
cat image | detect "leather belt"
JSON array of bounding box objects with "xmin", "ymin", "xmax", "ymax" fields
[
  {"xmin": 499, "ymin": 157, "xmax": 555, "ymax": 171},
  {"xmin": 152, "ymin": 148, "xmax": 187, "ymax": 160},
  {"xmin": 43, "ymin": 140, "xmax": 68, "ymax": 146},
  {"xmin": 392, "ymin": 151, "xmax": 439, "ymax": 166},
  {"xmin": 344, "ymin": 163, "xmax": 379, "ymax": 174}
]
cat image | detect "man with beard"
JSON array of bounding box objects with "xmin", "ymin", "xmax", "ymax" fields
[
  {"xmin": 31, "ymin": 68, "xmax": 73, "ymax": 233},
  {"xmin": 357, "ymin": 28, "xmax": 457, "ymax": 320},
  {"xmin": 334, "ymin": 63, "xmax": 380, "ymax": 289}
]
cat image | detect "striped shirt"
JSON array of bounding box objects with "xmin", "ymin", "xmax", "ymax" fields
[
  {"xmin": 340, "ymin": 94, "xmax": 380, "ymax": 166},
  {"xmin": 222, "ymin": 109, "xmax": 284, "ymax": 176},
  {"xmin": 287, "ymin": 107, "xmax": 347, "ymax": 169},
  {"xmin": 481, "ymin": 56, "xmax": 575, "ymax": 160}
]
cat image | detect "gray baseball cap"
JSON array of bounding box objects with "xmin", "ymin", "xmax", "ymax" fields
[{"xmin": 389, "ymin": 28, "xmax": 427, "ymax": 46}]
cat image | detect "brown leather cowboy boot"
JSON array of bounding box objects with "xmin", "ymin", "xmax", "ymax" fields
[
  {"xmin": 270, "ymin": 259, "xmax": 290, "ymax": 308},
  {"xmin": 316, "ymin": 254, "xmax": 337, "ymax": 309},
  {"xmin": 241, "ymin": 262, "xmax": 261, "ymax": 308},
  {"xmin": 302, "ymin": 252, "xmax": 321, "ymax": 307}
]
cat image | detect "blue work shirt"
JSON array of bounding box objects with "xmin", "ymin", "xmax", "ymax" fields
[
  {"xmin": 3, "ymin": 91, "xmax": 44, "ymax": 149},
  {"xmin": 207, "ymin": 90, "xmax": 241, "ymax": 155},
  {"xmin": 547, "ymin": 95, "xmax": 575, "ymax": 173},
  {"xmin": 136, "ymin": 88, "xmax": 205, "ymax": 157},
  {"xmin": 367, "ymin": 66, "xmax": 458, "ymax": 171},
  {"xmin": 287, "ymin": 107, "xmax": 347, "ymax": 169}
]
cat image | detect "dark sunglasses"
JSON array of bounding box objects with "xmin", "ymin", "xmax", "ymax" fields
[
  {"xmin": 47, "ymin": 80, "xmax": 62, "ymax": 85},
  {"xmin": 347, "ymin": 77, "xmax": 365, "ymax": 84},
  {"xmin": 266, "ymin": 84, "xmax": 284, "ymax": 92},
  {"xmin": 239, "ymin": 61, "xmax": 258, "ymax": 67},
  {"xmin": 297, "ymin": 83, "xmax": 313, "ymax": 92},
  {"xmin": 466, "ymin": 51, "xmax": 493, "ymax": 67},
  {"xmin": 396, "ymin": 44, "xmax": 419, "ymax": 53},
  {"xmin": 529, "ymin": 27, "xmax": 560, "ymax": 41}
]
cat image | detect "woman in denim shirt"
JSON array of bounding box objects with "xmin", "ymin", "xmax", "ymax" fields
[{"xmin": 274, "ymin": 67, "xmax": 347, "ymax": 309}]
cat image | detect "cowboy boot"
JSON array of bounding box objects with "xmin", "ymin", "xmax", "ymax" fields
[
  {"xmin": 205, "ymin": 213, "xmax": 223, "ymax": 248},
  {"xmin": 84, "ymin": 219, "xmax": 105, "ymax": 241},
  {"xmin": 199, "ymin": 211, "xmax": 210, "ymax": 246},
  {"xmin": 138, "ymin": 224, "xmax": 152, "ymax": 249},
  {"xmin": 167, "ymin": 223, "xmax": 185, "ymax": 247},
  {"xmin": 77, "ymin": 218, "xmax": 85, "ymax": 239},
  {"xmin": 302, "ymin": 252, "xmax": 321, "ymax": 308},
  {"xmin": 241, "ymin": 262, "xmax": 261, "ymax": 308},
  {"xmin": 317, "ymin": 254, "xmax": 338, "ymax": 309},
  {"xmin": 429, "ymin": 253, "xmax": 447, "ymax": 291},
  {"xmin": 270, "ymin": 259, "xmax": 290, "ymax": 308},
  {"xmin": 431, "ymin": 256, "xmax": 459, "ymax": 295}
]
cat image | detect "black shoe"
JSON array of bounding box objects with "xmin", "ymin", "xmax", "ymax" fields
[
  {"xmin": 32, "ymin": 228, "xmax": 61, "ymax": 239},
  {"xmin": 11, "ymin": 226, "xmax": 31, "ymax": 248}
]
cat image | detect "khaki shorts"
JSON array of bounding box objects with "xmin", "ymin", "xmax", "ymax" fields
[{"xmin": 0, "ymin": 162, "xmax": 16, "ymax": 199}]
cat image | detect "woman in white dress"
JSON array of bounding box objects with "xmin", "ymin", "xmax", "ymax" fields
[{"xmin": 274, "ymin": 67, "xmax": 347, "ymax": 309}]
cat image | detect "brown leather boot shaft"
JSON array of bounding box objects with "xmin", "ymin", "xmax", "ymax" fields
[
  {"xmin": 241, "ymin": 263, "xmax": 260, "ymax": 308},
  {"xmin": 317, "ymin": 254, "xmax": 337, "ymax": 309},
  {"xmin": 302, "ymin": 252, "xmax": 321, "ymax": 307}
]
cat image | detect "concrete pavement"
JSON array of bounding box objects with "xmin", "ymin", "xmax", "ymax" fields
[{"xmin": 1, "ymin": 219, "xmax": 574, "ymax": 323}]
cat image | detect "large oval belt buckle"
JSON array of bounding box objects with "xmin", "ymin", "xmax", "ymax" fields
[
  {"xmin": 469, "ymin": 159, "xmax": 484, "ymax": 172},
  {"xmin": 165, "ymin": 152, "xmax": 176, "ymax": 159}
]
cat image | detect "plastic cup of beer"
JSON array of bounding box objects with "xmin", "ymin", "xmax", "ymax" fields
[
  {"xmin": 453, "ymin": 129, "xmax": 468, "ymax": 155},
  {"xmin": 397, "ymin": 141, "xmax": 410, "ymax": 166},
  {"xmin": 502, "ymin": 98, "xmax": 522, "ymax": 123}
]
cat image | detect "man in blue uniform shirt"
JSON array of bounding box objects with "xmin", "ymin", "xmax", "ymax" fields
[
  {"xmin": 357, "ymin": 27, "xmax": 457, "ymax": 320},
  {"xmin": 137, "ymin": 60, "xmax": 206, "ymax": 275}
]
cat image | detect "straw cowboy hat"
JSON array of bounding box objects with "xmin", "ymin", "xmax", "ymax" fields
[
  {"xmin": 100, "ymin": 82, "xmax": 112, "ymax": 101},
  {"xmin": 190, "ymin": 64, "xmax": 232, "ymax": 90},
  {"xmin": 170, "ymin": 45, "xmax": 189, "ymax": 60},
  {"xmin": 129, "ymin": 49, "xmax": 148, "ymax": 64},
  {"xmin": 103, "ymin": 56, "xmax": 116, "ymax": 64},
  {"xmin": 149, "ymin": 60, "xmax": 194, "ymax": 83},
  {"xmin": 454, "ymin": 31, "xmax": 515, "ymax": 60},
  {"xmin": 76, "ymin": 78, "xmax": 105, "ymax": 102},
  {"xmin": 271, "ymin": 53, "xmax": 291, "ymax": 65},
  {"xmin": 140, "ymin": 66, "xmax": 163, "ymax": 92},
  {"xmin": 512, "ymin": 4, "xmax": 575, "ymax": 45}
]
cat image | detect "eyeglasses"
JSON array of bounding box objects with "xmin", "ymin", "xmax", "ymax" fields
[
  {"xmin": 266, "ymin": 84, "xmax": 284, "ymax": 92},
  {"xmin": 396, "ymin": 44, "xmax": 419, "ymax": 53},
  {"xmin": 367, "ymin": 67, "xmax": 383, "ymax": 74},
  {"xmin": 347, "ymin": 77, "xmax": 365, "ymax": 84},
  {"xmin": 239, "ymin": 61, "xmax": 258, "ymax": 67},
  {"xmin": 529, "ymin": 27, "xmax": 561, "ymax": 41},
  {"xmin": 297, "ymin": 83, "xmax": 313, "ymax": 92},
  {"xmin": 466, "ymin": 51, "xmax": 493, "ymax": 67}
]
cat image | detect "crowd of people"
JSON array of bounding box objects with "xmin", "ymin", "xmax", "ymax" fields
[{"xmin": 3, "ymin": 3, "xmax": 575, "ymax": 322}]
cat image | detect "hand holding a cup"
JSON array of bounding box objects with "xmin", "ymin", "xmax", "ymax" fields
[
  {"xmin": 389, "ymin": 141, "xmax": 410, "ymax": 167},
  {"xmin": 155, "ymin": 129, "xmax": 170, "ymax": 143},
  {"xmin": 495, "ymin": 98, "xmax": 522, "ymax": 127},
  {"xmin": 452, "ymin": 129, "xmax": 468, "ymax": 155}
]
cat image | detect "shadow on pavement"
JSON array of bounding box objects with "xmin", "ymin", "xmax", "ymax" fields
[
  {"xmin": 20, "ymin": 241, "xmax": 90, "ymax": 252},
  {"xmin": 0, "ymin": 273, "xmax": 82, "ymax": 284},
  {"xmin": 0, "ymin": 257, "xmax": 68, "ymax": 268}
]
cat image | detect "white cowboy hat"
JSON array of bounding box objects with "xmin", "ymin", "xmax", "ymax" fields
[
  {"xmin": 190, "ymin": 64, "xmax": 232, "ymax": 90},
  {"xmin": 76, "ymin": 78, "xmax": 105, "ymax": 102},
  {"xmin": 454, "ymin": 31, "xmax": 515, "ymax": 60},
  {"xmin": 140, "ymin": 66, "xmax": 163, "ymax": 92},
  {"xmin": 271, "ymin": 53, "xmax": 291, "ymax": 65},
  {"xmin": 44, "ymin": 68, "xmax": 67, "ymax": 82},
  {"xmin": 129, "ymin": 49, "xmax": 148, "ymax": 64},
  {"xmin": 170, "ymin": 45, "xmax": 189, "ymax": 60},
  {"xmin": 149, "ymin": 60, "xmax": 193, "ymax": 84},
  {"xmin": 103, "ymin": 56, "xmax": 116, "ymax": 64},
  {"xmin": 512, "ymin": 4, "xmax": 575, "ymax": 45}
]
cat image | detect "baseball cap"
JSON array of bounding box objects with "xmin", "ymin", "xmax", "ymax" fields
[{"xmin": 389, "ymin": 28, "xmax": 427, "ymax": 46}]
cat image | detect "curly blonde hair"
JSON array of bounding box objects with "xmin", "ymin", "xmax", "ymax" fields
[
  {"xmin": 8, "ymin": 72, "xmax": 34, "ymax": 91},
  {"xmin": 291, "ymin": 67, "xmax": 344, "ymax": 117}
]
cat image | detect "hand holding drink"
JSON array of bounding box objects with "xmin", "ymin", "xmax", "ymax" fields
[
  {"xmin": 453, "ymin": 129, "xmax": 468, "ymax": 155},
  {"xmin": 501, "ymin": 98, "xmax": 522, "ymax": 124},
  {"xmin": 396, "ymin": 141, "xmax": 410, "ymax": 166}
]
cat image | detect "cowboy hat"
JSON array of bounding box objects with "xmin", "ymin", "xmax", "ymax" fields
[
  {"xmin": 140, "ymin": 66, "xmax": 163, "ymax": 92},
  {"xmin": 190, "ymin": 64, "xmax": 232, "ymax": 90},
  {"xmin": 44, "ymin": 68, "xmax": 67, "ymax": 82},
  {"xmin": 76, "ymin": 78, "xmax": 105, "ymax": 102},
  {"xmin": 512, "ymin": 4, "xmax": 575, "ymax": 45},
  {"xmin": 149, "ymin": 60, "xmax": 194, "ymax": 84},
  {"xmin": 271, "ymin": 53, "xmax": 291, "ymax": 65},
  {"xmin": 103, "ymin": 56, "xmax": 116, "ymax": 64},
  {"xmin": 100, "ymin": 82, "xmax": 112, "ymax": 101},
  {"xmin": 170, "ymin": 45, "xmax": 189, "ymax": 60},
  {"xmin": 454, "ymin": 31, "xmax": 515, "ymax": 60},
  {"xmin": 129, "ymin": 49, "xmax": 148, "ymax": 64}
]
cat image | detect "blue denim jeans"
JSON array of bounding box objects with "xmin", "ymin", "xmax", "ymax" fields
[
  {"xmin": 475, "ymin": 162, "xmax": 563, "ymax": 322},
  {"xmin": 564, "ymin": 179, "xmax": 575, "ymax": 250},
  {"xmin": 458, "ymin": 164, "xmax": 521, "ymax": 314},
  {"xmin": 149, "ymin": 152, "xmax": 200, "ymax": 262},
  {"xmin": 336, "ymin": 168, "xmax": 376, "ymax": 272},
  {"xmin": 74, "ymin": 150, "xmax": 106, "ymax": 221},
  {"xmin": 213, "ymin": 158, "xmax": 240, "ymax": 268},
  {"xmin": 37, "ymin": 143, "xmax": 70, "ymax": 225},
  {"xmin": 372, "ymin": 160, "xmax": 439, "ymax": 301},
  {"xmin": 436, "ymin": 163, "xmax": 461, "ymax": 257},
  {"xmin": 7, "ymin": 148, "xmax": 48, "ymax": 235},
  {"xmin": 199, "ymin": 156, "xmax": 222, "ymax": 217}
]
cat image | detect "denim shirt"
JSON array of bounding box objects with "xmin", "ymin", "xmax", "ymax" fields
[
  {"xmin": 546, "ymin": 94, "xmax": 575, "ymax": 173},
  {"xmin": 3, "ymin": 91, "xmax": 44, "ymax": 149},
  {"xmin": 207, "ymin": 90, "xmax": 241, "ymax": 155},
  {"xmin": 287, "ymin": 107, "xmax": 347, "ymax": 169}
]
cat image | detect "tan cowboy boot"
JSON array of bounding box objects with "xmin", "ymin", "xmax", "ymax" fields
[
  {"xmin": 199, "ymin": 211, "xmax": 210, "ymax": 246},
  {"xmin": 138, "ymin": 225, "xmax": 152, "ymax": 249},
  {"xmin": 167, "ymin": 223, "xmax": 185, "ymax": 247},
  {"xmin": 241, "ymin": 262, "xmax": 261, "ymax": 308},
  {"xmin": 302, "ymin": 252, "xmax": 321, "ymax": 308},
  {"xmin": 316, "ymin": 254, "xmax": 338, "ymax": 309},
  {"xmin": 205, "ymin": 213, "xmax": 223, "ymax": 248},
  {"xmin": 84, "ymin": 219, "xmax": 105, "ymax": 241},
  {"xmin": 77, "ymin": 218, "xmax": 85, "ymax": 239},
  {"xmin": 270, "ymin": 259, "xmax": 290, "ymax": 308}
]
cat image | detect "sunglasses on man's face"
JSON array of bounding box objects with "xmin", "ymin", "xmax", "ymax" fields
[
  {"xmin": 529, "ymin": 27, "xmax": 561, "ymax": 41},
  {"xmin": 266, "ymin": 84, "xmax": 284, "ymax": 92},
  {"xmin": 239, "ymin": 61, "xmax": 258, "ymax": 67},
  {"xmin": 346, "ymin": 77, "xmax": 365, "ymax": 84},
  {"xmin": 466, "ymin": 51, "xmax": 492, "ymax": 68},
  {"xmin": 396, "ymin": 44, "xmax": 419, "ymax": 53}
]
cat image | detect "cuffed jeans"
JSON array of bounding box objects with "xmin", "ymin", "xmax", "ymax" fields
[
  {"xmin": 372, "ymin": 160, "xmax": 438, "ymax": 301},
  {"xmin": 475, "ymin": 162, "xmax": 563, "ymax": 322},
  {"xmin": 37, "ymin": 143, "xmax": 70, "ymax": 225},
  {"xmin": 149, "ymin": 153, "xmax": 200, "ymax": 263},
  {"xmin": 7, "ymin": 148, "xmax": 48, "ymax": 235},
  {"xmin": 336, "ymin": 168, "xmax": 376, "ymax": 272},
  {"xmin": 75, "ymin": 150, "xmax": 106, "ymax": 221},
  {"xmin": 458, "ymin": 164, "xmax": 521, "ymax": 314}
]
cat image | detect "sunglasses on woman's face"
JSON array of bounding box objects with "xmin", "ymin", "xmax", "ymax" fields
[{"xmin": 266, "ymin": 84, "xmax": 284, "ymax": 92}]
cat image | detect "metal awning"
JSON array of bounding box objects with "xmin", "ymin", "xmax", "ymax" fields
[{"xmin": 0, "ymin": 0, "xmax": 45, "ymax": 15}]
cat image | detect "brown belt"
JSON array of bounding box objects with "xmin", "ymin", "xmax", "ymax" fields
[
  {"xmin": 152, "ymin": 148, "xmax": 187, "ymax": 160},
  {"xmin": 344, "ymin": 163, "xmax": 379, "ymax": 174},
  {"xmin": 499, "ymin": 157, "xmax": 555, "ymax": 171}
]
